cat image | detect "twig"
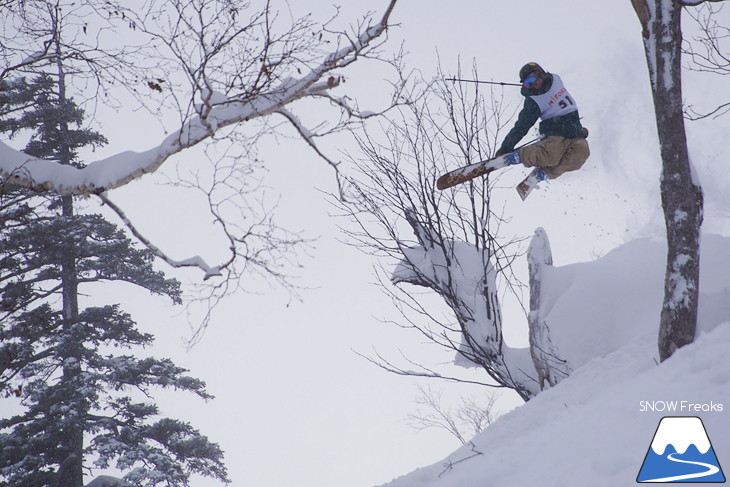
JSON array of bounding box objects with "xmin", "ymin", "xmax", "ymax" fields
[
  {"xmin": 439, "ymin": 442, "xmax": 484, "ymax": 477},
  {"xmin": 98, "ymin": 192, "xmax": 224, "ymax": 280}
]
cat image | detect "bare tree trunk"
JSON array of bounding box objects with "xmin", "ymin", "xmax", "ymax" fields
[
  {"xmin": 527, "ymin": 228, "xmax": 570, "ymax": 389},
  {"xmin": 635, "ymin": 0, "xmax": 704, "ymax": 361}
]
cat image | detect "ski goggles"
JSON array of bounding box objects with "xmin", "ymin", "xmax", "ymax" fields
[{"xmin": 522, "ymin": 72, "xmax": 539, "ymax": 88}]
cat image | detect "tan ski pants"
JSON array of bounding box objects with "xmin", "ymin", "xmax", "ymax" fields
[{"xmin": 519, "ymin": 136, "xmax": 590, "ymax": 179}]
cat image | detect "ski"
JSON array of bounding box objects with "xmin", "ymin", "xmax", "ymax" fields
[
  {"xmin": 436, "ymin": 154, "xmax": 512, "ymax": 190},
  {"xmin": 516, "ymin": 168, "xmax": 547, "ymax": 200}
]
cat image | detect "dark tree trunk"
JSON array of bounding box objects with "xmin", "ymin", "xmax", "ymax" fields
[
  {"xmin": 636, "ymin": 0, "xmax": 704, "ymax": 361},
  {"xmin": 55, "ymin": 39, "xmax": 85, "ymax": 486},
  {"xmin": 55, "ymin": 195, "xmax": 84, "ymax": 487}
]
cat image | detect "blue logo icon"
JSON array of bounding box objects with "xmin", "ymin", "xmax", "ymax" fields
[{"xmin": 637, "ymin": 416, "xmax": 725, "ymax": 483}]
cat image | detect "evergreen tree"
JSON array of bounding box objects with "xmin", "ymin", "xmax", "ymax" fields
[{"xmin": 0, "ymin": 71, "xmax": 228, "ymax": 486}]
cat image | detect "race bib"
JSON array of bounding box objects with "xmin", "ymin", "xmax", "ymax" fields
[{"xmin": 529, "ymin": 74, "xmax": 579, "ymax": 121}]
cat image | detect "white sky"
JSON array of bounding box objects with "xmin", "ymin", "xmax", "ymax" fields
[{"xmin": 3, "ymin": 1, "xmax": 730, "ymax": 487}]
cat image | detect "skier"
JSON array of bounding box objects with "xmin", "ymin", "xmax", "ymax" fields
[{"xmin": 495, "ymin": 62, "xmax": 590, "ymax": 183}]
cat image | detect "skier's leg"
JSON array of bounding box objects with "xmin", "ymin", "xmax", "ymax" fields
[
  {"xmin": 546, "ymin": 138, "xmax": 590, "ymax": 179},
  {"xmin": 519, "ymin": 136, "xmax": 565, "ymax": 173}
]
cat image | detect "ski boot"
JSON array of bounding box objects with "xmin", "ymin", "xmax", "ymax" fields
[{"xmin": 505, "ymin": 151, "xmax": 523, "ymax": 166}]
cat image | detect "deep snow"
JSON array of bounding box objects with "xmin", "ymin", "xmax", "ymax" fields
[{"xmin": 378, "ymin": 234, "xmax": 730, "ymax": 487}]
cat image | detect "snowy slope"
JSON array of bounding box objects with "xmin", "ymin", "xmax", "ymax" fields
[
  {"xmin": 542, "ymin": 234, "xmax": 730, "ymax": 370},
  {"xmin": 378, "ymin": 236, "xmax": 730, "ymax": 487}
]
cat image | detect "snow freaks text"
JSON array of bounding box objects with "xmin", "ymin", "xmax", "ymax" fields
[{"xmin": 639, "ymin": 401, "xmax": 724, "ymax": 413}]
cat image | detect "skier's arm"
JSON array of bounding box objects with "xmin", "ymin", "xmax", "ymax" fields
[{"xmin": 498, "ymin": 98, "xmax": 540, "ymax": 154}]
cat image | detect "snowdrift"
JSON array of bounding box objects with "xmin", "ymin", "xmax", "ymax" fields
[
  {"xmin": 379, "ymin": 234, "xmax": 730, "ymax": 487},
  {"xmin": 543, "ymin": 233, "xmax": 730, "ymax": 370}
]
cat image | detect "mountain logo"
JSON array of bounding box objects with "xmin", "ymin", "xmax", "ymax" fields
[{"xmin": 637, "ymin": 416, "xmax": 726, "ymax": 483}]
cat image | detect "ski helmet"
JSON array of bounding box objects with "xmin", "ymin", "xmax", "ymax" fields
[{"xmin": 519, "ymin": 62, "xmax": 545, "ymax": 82}]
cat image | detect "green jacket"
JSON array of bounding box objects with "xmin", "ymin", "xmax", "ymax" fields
[{"xmin": 499, "ymin": 73, "xmax": 586, "ymax": 154}]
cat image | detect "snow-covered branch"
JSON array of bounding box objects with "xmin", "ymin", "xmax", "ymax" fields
[{"xmin": 0, "ymin": 0, "xmax": 399, "ymax": 195}]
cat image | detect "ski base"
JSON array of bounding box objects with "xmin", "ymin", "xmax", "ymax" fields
[
  {"xmin": 438, "ymin": 152, "xmax": 548, "ymax": 201},
  {"xmin": 516, "ymin": 168, "xmax": 546, "ymax": 200},
  {"xmin": 436, "ymin": 154, "xmax": 511, "ymax": 190}
]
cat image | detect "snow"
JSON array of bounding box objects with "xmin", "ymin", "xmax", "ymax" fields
[
  {"xmin": 393, "ymin": 230, "xmax": 729, "ymax": 386},
  {"xmin": 21, "ymin": 50, "xmax": 52, "ymax": 65},
  {"xmin": 377, "ymin": 234, "xmax": 730, "ymax": 487},
  {"xmin": 85, "ymin": 475, "xmax": 132, "ymax": 487},
  {"xmin": 541, "ymin": 237, "xmax": 667, "ymax": 367},
  {"xmin": 200, "ymin": 88, "xmax": 229, "ymax": 106},
  {"xmin": 380, "ymin": 325, "xmax": 730, "ymax": 487},
  {"xmin": 650, "ymin": 417, "xmax": 711, "ymax": 455},
  {"xmin": 393, "ymin": 239, "xmax": 533, "ymax": 382},
  {"xmin": 394, "ymin": 241, "xmax": 503, "ymax": 368}
]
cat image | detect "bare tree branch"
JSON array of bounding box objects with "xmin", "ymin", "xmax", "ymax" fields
[
  {"xmin": 684, "ymin": 101, "xmax": 730, "ymax": 119},
  {"xmin": 406, "ymin": 384, "xmax": 499, "ymax": 445},
  {"xmin": 338, "ymin": 64, "xmax": 540, "ymax": 401},
  {"xmin": 354, "ymin": 349, "xmax": 508, "ymax": 389},
  {"xmin": 682, "ymin": 2, "xmax": 730, "ymax": 119},
  {"xmin": 98, "ymin": 192, "xmax": 223, "ymax": 279},
  {"xmin": 0, "ymin": 0, "xmax": 402, "ymax": 196},
  {"xmin": 680, "ymin": 0, "xmax": 727, "ymax": 6},
  {"xmin": 0, "ymin": 1, "xmax": 405, "ymax": 340}
]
